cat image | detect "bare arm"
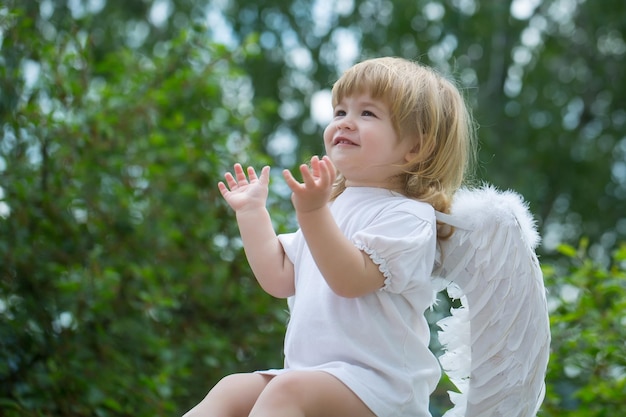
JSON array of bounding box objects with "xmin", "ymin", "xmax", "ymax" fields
[
  {"xmin": 283, "ymin": 156, "xmax": 385, "ymax": 298},
  {"xmin": 218, "ymin": 164, "xmax": 295, "ymax": 298}
]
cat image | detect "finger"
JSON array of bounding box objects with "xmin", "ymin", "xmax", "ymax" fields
[
  {"xmin": 310, "ymin": 155, "xmax": 320, "ymax": 178},
  {"xmin": 259, "ymin": 166, "xmax": 271, "ymax": 185},
  {"xmin": 217, "ymin": 181, "xmax": 229, "ymax": 197},
  {"xmin": 321, "ymin": 156, "xmax": 337, "ymax": 184},
  {"xmin": 317, "ymin": 159, "xmax": 331, "ymax": 186},
  {"xmin": 282, "ymin": 169, "xmax": 302, "ymax": 191},
  {"xmin": 223, "ymin": 171, "xmax": 238, "ymax": 189},
  {"xmin": 246, "ymin": 166, "xmax": 258, "ymax": 182},
  {"xmin": 233, "ymin": 163, "xmax": 248, "ymax": 183},
  {"xmin": 299, "ymin": 163, "xmax": 316, "ymax": 186},
  {"xmin": 321, "ymin": 155, "xmax": 336, "ymax": 176}
]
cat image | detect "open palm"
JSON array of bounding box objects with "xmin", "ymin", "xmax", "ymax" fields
[
  {"xmin": 283, "ymin": 155, "xmax": 336, "ymax": 213},
  {"xmin": 218, "ymin": 164, "xmax": 270, "ymax": 212}
]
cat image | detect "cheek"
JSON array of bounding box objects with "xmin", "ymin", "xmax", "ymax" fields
[{"xmin": 323, "ymin": 125, "xmax": 334, "ymax": 146}]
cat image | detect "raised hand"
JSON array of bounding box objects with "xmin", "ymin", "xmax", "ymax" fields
[
  {"xmin": 283, "ymin": 155, "xmax": 336, "ymax": 213},
  {"xmin": 218, "ymin": 164, "xmax": 270, "ymax": 213}
]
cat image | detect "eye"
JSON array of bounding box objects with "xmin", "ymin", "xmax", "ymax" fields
[
  {"xmin": 334, "ymin": 109, "xmax": 346, "ymax": 117},
  {"xmin": 362, "ymin": 110, "xmax": 377, "ymax": 117}
]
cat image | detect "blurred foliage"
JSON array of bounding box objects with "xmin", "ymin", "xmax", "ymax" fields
[
  {"xmin": 215, "ymin": 0, "xmax": 626, "ymax": 259},
  {"xmin": 542, "ymin": 241, "xmax": 626, "ymax": 416},
  {"xmin": 1, "ymin": 5, "xmax": 285, "ymax": 416},
  {"xmin": 1, "ymin": 0, "xmax": 625, "ymax": 416}
]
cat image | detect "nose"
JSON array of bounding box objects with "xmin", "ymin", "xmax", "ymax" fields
[{"xmin": 337, "ymin": 115, "xmax": 355, "ymax": 130}]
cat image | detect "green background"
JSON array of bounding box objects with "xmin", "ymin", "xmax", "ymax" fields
[{"xmin": 1, "ymin": 0, "xmax": 624, "ymax": 415}]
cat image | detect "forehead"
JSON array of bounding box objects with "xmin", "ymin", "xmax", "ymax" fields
[
  {"xmin": 332, "ymin": 61, "xmax": 398, "ymax": 104},
  {"xmin": 332, "ymin": 85, "xmax": 391, "ymax": 109},
  {"xmin": 334, "ymin": 93, "xmax": 388, "ymax": 110}
]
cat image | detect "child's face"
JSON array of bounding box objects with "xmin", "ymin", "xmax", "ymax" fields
[{"xmin": 323, "ymin": 93, "xmax": 416, "ymax": 189}]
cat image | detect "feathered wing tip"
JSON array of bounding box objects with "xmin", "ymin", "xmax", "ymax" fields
[
  {"xmin": 451, "ymin": 184, "xmax": 541, "ymax": 249},
  {"xmin": 433, "ymin": 184, "xmax": 551, "ymax": 417}
]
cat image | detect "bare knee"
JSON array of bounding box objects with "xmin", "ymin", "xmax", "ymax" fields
[
  {"xmin": 212, "ymin": 373, "xmax": 258, "ymax": 394},
  {"xmin": 249, "ymin": 371, "xmax": 375, "ymax": 417},
  {"xmin": 248, "ymin": 373, "xmax": 308, "ymax": 417},
  {"xmin": 258, "ymin": 372, "xmax": 308, "ymax": 402},
  {"xmin": 184, "ymin": 373, "xmax": 271, "ymax": 417}
]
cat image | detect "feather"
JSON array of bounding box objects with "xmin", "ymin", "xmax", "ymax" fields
[{"xmin": 432, "ymin": 184, "xmax": 551, "ymax": 417}]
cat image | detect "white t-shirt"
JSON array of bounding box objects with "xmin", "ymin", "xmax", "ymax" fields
[{"xmin": 260, "ymin": 186, "xmax": 441, "ymax": 417}]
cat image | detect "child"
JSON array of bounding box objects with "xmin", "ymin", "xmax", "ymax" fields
[{"xmin": 184, "ymin": 56, "xmax": 475, "ymax": 417}]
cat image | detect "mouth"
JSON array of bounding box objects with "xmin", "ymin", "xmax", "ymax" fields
[{"xmin": 333, "ymin": 136, "xmax": 358, "ymax": 146}]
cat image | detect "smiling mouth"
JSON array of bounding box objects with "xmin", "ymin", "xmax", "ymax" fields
[{"xmin": 333, "ymin": 137, "xmax": 358, "ymax": 146}]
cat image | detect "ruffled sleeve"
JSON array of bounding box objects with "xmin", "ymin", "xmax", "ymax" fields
[
  {"xmin": 278, "ymin": 230, "xmax": 302, "ymax": 264},
  {"xmin": 352, "ymin": 208, "xmax": 436, "ymax": 294}
]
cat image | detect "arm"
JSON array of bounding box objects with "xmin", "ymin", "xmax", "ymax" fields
[
  {"xmin": 218, "ymin": 164, "xmax": 295, "ymax": 298},
  {"xmin": 283, "ymin": 156, "xmax": 385, "ymax": 298}
]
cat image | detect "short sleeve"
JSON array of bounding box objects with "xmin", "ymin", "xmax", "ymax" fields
[
  {"xmin": 352, "ymin": 209, "xmax": 436, "ymax": 294},
  {"xmin": 278, "ymin": 230, "xmax": 302, "ymax": 264}
]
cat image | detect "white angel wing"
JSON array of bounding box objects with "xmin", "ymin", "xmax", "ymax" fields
[{"xmin": 432, "ymin": 185, "xmax": 551, "ymax": 417}]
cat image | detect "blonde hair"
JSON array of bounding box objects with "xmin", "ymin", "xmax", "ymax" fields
[{"xmin": 328, "ymin": 57, "xmax": 476, "ymax": 219}]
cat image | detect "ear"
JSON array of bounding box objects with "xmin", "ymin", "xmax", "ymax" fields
[
  {"xmin": 404, "ymin": 151, "xmax": 419, "ymax": 163},
  {"xmin": 404, "ymin": 140, "xmax": 421, "ymax": 162}
]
